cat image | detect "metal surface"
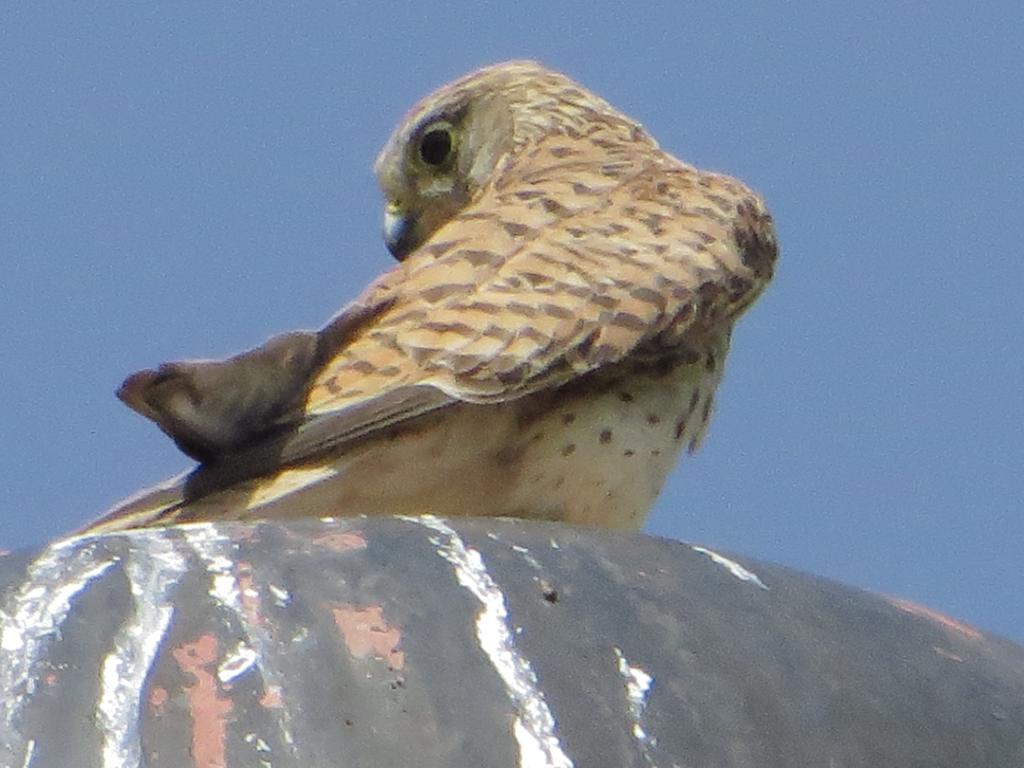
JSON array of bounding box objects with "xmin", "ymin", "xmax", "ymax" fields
[{"xmin": 1, "ymin": 516, "xmax": 1022, "ymax": 767}]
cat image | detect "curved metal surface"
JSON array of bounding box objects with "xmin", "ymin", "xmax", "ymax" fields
[{"xmin": 1, "ymin": 516, "xmax": 1022, "ymax": 767}]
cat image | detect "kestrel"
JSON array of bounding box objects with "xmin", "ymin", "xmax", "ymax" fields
[{"xmin": 82, "ymin": 61, "xmax": 777, "ymax": 534}]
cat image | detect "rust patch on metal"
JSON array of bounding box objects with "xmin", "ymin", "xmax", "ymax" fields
[
  {"xmin": 315, "ymin": 531, "xmax": 369, "ymax": 552},
  {"xmin": 331, "ymin": 604, "xmax": 405, "ymax": 670},
  {"xmin": 149, "ymin": 685, "xmax": 169, "ymax": 717},
  {"xmin": 886, "ymin": 597, "xmax": 983, "ymax": 641},
  {"xmin": 260, "ymin": 685, "xmax": 284, "ymax": 709},
  {"xmin": 172, "ymin": 634, "xmax": 233, "ymax": 768},
  {"xmin": 236, "ymin": 565, "xmax": 264, "ymax": 628}
]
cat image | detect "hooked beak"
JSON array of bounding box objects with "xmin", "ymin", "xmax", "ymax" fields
[{"xmin": 383, "ymin": 202, "xmax": 417, "ymax": 261}]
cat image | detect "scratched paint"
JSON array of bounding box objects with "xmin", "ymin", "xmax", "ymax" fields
[
  {"xmin": 183, "ymin": 525, "xmax": 297, "ymax": 759},
  {"xmin": 243, "ymin": 732, "xmax": 275, "ymax": 767},
  {"xmin": 613, "ymin": 646, "xmax": 657, "ymax": 766},
  {"xmin": 0, "ymin": 537, "xmax": 116, "ymax": 762},
  {"xmin": 331, "ymin": 604, "xmax": 405, "ymax": 670},
  {"xmin": 97, "ymin": 531, "xmax": 186, "ymax": 768},
  {"xmin": 19, "ymin": 738, "xmax": 34, "ymax": 768},
  {"xmin": 314, "ymin": 531, "xmax": 369, "ymax": 552},
  {"xmin": 509, "ymin": 543, "xmax": 544, "ymax": 571},
  {"xmin": 237, "ymin": 564, "xmax": 265, "ymax": 628},
  {"xmin": 149, "ymin": 686, "xmax": 169, "ymax": 717},
  {"xmin": 172, "ymin": 634, "xmax": 232, "ymax": 768},
  {"xmin": 690, "ymin": 546, "xmax": 769, "ymax": 590},
  {"xmin": 218, "ymin": 642, "xmax": 259, "ymax": 684},
  {"xmin": 409, "ymin": 515, "xmax": 574, "ymax": 768}
]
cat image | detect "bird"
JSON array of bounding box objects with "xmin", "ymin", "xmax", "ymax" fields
[{"xmin": 80, "ymin": 60, "xmax": 777, "ymax": 535}]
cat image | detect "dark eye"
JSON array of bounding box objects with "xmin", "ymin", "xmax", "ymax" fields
[{"xmin": 419, "ymin": 127, "xmax": 453, "ymax": 167}]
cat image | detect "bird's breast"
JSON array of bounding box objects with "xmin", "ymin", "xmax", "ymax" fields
[{"xmin": 170, "ymin": 353, "xmax": 724, "ymax": 530}]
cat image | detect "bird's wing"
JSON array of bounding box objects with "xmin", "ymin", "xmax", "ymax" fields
[
  {"xmin": 83, "ymin": 145, "xmax": 775, "ymax": 534},
  {"xmin": 308, "ymin": 153, "xmax": 776, "ymax": 415},
  {"xmin": 278, "ymin": 150, "xmax": 775, "ymax": 469}
]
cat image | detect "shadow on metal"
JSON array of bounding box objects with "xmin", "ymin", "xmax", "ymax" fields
[{"xmin": 1, "ymin": 516, "xmax": 1022, "ymax": 767}]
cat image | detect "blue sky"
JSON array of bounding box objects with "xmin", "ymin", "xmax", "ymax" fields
[{"xmin": 2, "ymin": 3, "xmax": 1021, "ymax": 641}]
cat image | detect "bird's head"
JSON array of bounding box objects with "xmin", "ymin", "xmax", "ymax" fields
[{"xmin": 373, "ymin": 60, "xmax": 647, "ymax": 260}]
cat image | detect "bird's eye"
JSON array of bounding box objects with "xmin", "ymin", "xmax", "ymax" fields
[{"xmin": 418, "ymin": 126, "xmax": 454, "ymax": 167}]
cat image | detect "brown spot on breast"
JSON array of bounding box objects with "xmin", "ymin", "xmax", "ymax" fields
[
  {"xmin": 562, "ymin": 413, "xmax": 576, "ymax": 425},
  {"xmin": 495, "ymin": 443, "xmax": 526, "ymax": 466},
  {"xmin": 561, "ymin": 443, "xmax": 576, "ymax": 457},
  {"xmin": 618, "ymin": 391, "xmax": 634, "ymax": 403},
  {"xmin": 623, "ymin": 449, "xmax": 635, "ymax": 457},
  {"xmin": 646, "ymin": 413, "xmax": 661, "ymax": 425},
  {"xmin": 674, "ymin": 416, "xmax": 688, "ymax": 440},
  {"xmin": 599, "ymin": 428, "xmax": 613, "ymax": 444}
]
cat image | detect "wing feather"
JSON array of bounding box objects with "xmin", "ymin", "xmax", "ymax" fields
[{"xmin": 83, "ymin": 140, "xmax": 776, "ymax": 533}]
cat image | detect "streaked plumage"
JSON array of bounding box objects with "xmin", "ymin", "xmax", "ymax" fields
[{"xmin": 82, "ymin": 61, "xmax": 777, "ymax": 534}]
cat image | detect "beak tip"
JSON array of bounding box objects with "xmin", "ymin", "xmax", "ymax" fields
[{"xmin": 383, "ymin": 208, "xmax": 415, "ymax": 261}]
